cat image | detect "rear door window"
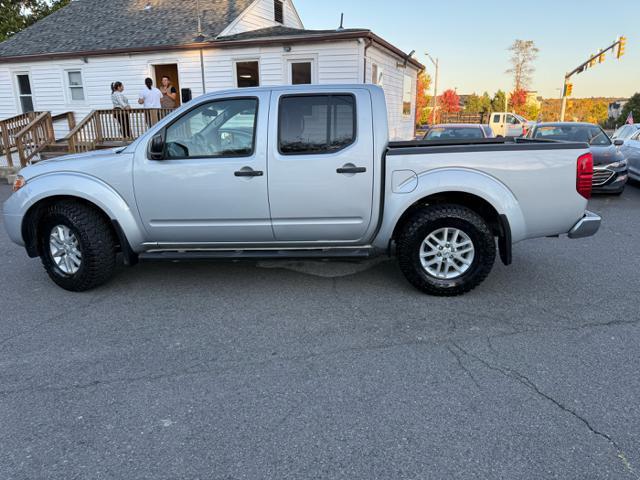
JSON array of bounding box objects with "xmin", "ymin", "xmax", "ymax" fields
[{"xmin": 278, "ymin": 94, "xmax": 356, "ymax": 155}]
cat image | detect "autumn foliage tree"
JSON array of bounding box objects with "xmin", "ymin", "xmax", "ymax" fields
[
  {"xmin": 439, "ymin": 89, "xmax": 460, "ymax": 115},
  {"xmin": 509, "ymin": 89, "xmax": 528, "ymax": 116},
  {"xmin": 415, "ymin": 71, "xmax": 432, "ymax": 126}
]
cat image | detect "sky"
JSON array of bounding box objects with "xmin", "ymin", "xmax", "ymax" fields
[{"xmin": 295, "ymin": 0, "xmax": 639, "ymax": 99}]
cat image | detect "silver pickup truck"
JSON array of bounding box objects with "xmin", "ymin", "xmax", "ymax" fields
[{"xmin": 3, "ymin": 85, "xmax": 601, "ymax": 295}]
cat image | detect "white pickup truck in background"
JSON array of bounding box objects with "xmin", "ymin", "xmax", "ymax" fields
[{"xmin": 3, "ymin": 85, "xmax": 601, "ymax": 295}]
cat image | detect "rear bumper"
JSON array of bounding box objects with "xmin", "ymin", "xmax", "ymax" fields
[{"xmin": 568, "ymin": 210, "xmax": 601, "ymax": 239}]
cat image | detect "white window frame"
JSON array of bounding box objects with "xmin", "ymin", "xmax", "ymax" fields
[
  {"xmin": 233, "ymin": 58, "xmax": 261, "ymax": 88},
  {"xmin": 371, "ymin": 62, "xmax": 381, "ymax": 85},
  {"xmin": 402, "ymin": 74, "xmax": 413, "ymax": 117},
  {"xmin": 13, "ymin": 71, "xmax": 35, "ymax": 113},
  {"xmin": 286, "ymin": 57, "xmax": 317, "ymax": 85},
  {"xmin": 64, "ymin": 69, "xmax": 86, "ymax": 104}
]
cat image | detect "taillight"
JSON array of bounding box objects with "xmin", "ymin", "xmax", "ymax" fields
[{"xmin": 576, "ymin": 152, "xmax": 593, "ymax": 199}]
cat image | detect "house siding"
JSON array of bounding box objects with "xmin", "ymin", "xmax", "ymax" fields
[
  {"xmin": 0, "ymin": 41, "xmax": 418, "ymax": 141},
  {"xmin": 365, "ymin": 45, "xmax": 418, "ymax": 140},
  {"xmin": 222, "ymin": 0, "xmax": 303, "ymax": 36},
  {"xmin": 0, "ymin": 50, "xmax": 205, "ymax": 137}
]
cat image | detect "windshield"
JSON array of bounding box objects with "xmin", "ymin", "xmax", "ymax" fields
[
  {"xmin": 531, "ymin": 125, "xmax": 611, "ymax": 146},
  {"xmin": 425, "ymin": 127, "xmax": 484, "ymax": 140}
]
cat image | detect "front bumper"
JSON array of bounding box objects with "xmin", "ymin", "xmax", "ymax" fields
[
  {"xmin": 2, "ymin": 193, "xmax": 26, "ymax": 247},
  {"xmin": 592, "ymin": 164, "xmax": 628, "ymax": 193},
  {"xmin": 568, "ymin": 211, "xmax": 601, "ymax": 239}
]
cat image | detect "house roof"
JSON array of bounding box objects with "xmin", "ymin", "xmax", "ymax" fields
[
  {"xmin": 218, "ymin": 25, "xmax": 369, "ymax": 41},
  {"xmin": 0, "ymin": 2, "xmax": 423, "ymax": 70},
  {"xmin": 0, "ymin": 0, "xmax": 255, "ymax": 58}
]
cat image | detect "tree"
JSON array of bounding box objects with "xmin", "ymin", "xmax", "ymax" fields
[
  {"xmin": 439, "ymin": 89, "xmax": 460, "ymax": 114},
  {"xmin": 480, "ymin": 92, "xmax": 492, "ymax": 114},
  {"xmin": 0, "ymin": 0, "xmax": 70, "ymax": 42},
  {"xmin": 506, "ymin": 40, "xmax": 539, "ymax": 91},
  {"xmin": 463, "ymin": 94, "xmax": 481, "ymax": 113},
  {"xmin": 618, "ymin": 93, "xmax": 640, "ymax": 125},
  {"xmin": 415, "ymin": 71, "xmax": 432, "ymax": 126},
  {"xmin": 491, "ymin": 90, "xmax": 507, "ymax": 113},
  {"xmin": 509, "ymin": 89, "xmax": 528, "ymax": 116}
]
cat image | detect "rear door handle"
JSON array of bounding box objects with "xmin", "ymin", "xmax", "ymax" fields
[
  {"xmin": 337, "ymin": 166, "xmax": 367, "ymax": 174},
  {"xmin": 234, "ymin": 169, "xmax": 263, "ymax": 177}
]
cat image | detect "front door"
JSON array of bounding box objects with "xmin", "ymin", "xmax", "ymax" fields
[
  {"xmin": 267, "ymin": 90, "xmax": 375, "ymax": 243},
  {"xmin": 153, "ymin": 63, "xmax": 181, "ymax": 107},
  {"xmin": 134, "ymin": 92, "xmax": 273, "ymax": 244}
]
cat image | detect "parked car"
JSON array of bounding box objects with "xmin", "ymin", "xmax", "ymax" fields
[
  {"xmin": 620, "ymin": 129, "xmax": 640, "ymax": 182},
  {"xmin": 611, "ymin": 123, "xmax": 640, "ymax": 144},
  {"xmin": 526, "ymin": 122, "xmax": 628, "ymax": 195},
  {"xmin": 489, "ymin": 112, "xmax": 530, "ymax": 137},
  {"xmin": 3, "ymin": 85, "xmax": 600, "ymax": 296},
  {"xmin": 423, "ymin": 124, "xmax": 495, "ymax": 140}
]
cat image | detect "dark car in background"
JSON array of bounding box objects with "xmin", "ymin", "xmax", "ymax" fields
[
  {"xmin": 423, "ymin": 124, "xmax": 495, "ymax": 140},
  {"xmin": 526, "ymin": 123, "xmax": 628, "ymax": 194}
]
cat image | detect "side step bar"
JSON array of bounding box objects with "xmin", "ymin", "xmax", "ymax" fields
[{"xmin": 140, "ymin": 247, "xmax": 376, "ymax": 262}]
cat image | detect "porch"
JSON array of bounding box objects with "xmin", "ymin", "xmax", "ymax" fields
[{"xmin": 0, "ymin": 108, "xmax": 174, "ymax": 171}]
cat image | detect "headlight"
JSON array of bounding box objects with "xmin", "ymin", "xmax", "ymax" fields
[
  {"xmin": 12, "ymin": 175, "xmax": 26, "ymax": 192},
  {"xmin": 607, "ymin": 160, "xmax": 627, "ymax": 169}
]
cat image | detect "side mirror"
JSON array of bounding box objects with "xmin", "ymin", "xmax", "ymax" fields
[
  {"xmin": 149, "ymin": 133, "xmax": 165, "ymax": 160},
  {"xmin": 614, "ymin": 139, "xmax": 624, "ymax": 146}
]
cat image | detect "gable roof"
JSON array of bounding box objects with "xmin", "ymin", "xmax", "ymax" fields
[
  {"xmin": 0, "ymin": 0, "xmax": 255, "ymax": 58},
  {"xmin": 0, "ymin": 3, "xmax": 423, "ymax": 70}
]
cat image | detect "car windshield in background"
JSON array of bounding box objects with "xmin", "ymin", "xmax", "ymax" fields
[
  {"xmin": 532, "ymin": 125, "xmax": 612, "ymax": 146},
  {"xmin": 425, "ymin": 127, "xmax": 484, "ymax": 140}
]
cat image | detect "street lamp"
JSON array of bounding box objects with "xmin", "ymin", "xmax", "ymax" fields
[{"xmin": 425, "ymin": 52, "xmax": 439, "ymax": 123}]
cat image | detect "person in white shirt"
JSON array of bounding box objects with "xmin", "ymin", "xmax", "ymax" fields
[{"xmin": 138, "ymin": 78, "xmax": 162, "ymax": 108}]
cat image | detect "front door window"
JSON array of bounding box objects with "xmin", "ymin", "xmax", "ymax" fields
[{"xmin": 164, "ymin": 98, "xmax": 258, "ymax": 159}]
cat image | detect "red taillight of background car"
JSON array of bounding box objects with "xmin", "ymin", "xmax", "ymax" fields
[{"xmin": 576, "ymin": 152, "xmax": 594, "ymax": 199}]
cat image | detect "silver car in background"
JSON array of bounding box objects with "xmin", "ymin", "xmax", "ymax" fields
[
  {"xmin": 423, "ymin": 124, "xmax": 495, "ymax": 140},
  {"xmin": 620, "ymin": 128, "xmax": 640, "ymax": 182},
  {"xmin": 611, "ymin": 123, "xmax": 640, "ymax": 145}
]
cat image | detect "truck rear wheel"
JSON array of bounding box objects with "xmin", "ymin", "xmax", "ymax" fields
[
  {"xmin": 38, "ymin": 201, "xmax": 117, "ymax": 292},
  {"xmin": 397, "ymin": 205, "xmax": 496, "ymax": 296}
]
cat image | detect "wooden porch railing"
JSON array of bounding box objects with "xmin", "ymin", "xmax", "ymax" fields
[
  {"xmin": 52, "ymin": 111, "xmax": 76, "ymax": 131},
  {"xmin": 15, "ymin": 112, "xmax": 56, "ymax": 167},
  {"xmin": 66, "ymin": 108, "xmax": 174, "ymax": 153},
  {"xmin": 0, "ymin": 112, "xmax": 41, "ymax": 167}
]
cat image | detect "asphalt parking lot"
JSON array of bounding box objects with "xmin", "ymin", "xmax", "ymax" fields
[{"xmin": 1, "ymin": 184, "xmax": 639, "ymax": 480}]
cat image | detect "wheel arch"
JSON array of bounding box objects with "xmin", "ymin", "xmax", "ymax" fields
[
  {"xmin": 19, "ymin": 174, "xmax": 143, "ymax": 262},
  {"xmin": 389, "ymin": 191, "xmax": 513, "ymax": 265}
]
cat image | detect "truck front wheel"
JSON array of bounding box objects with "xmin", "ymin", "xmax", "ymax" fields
[
  {"xmin": 397, "ymin": 205, "xmax": 496, "ymax": 296},
  {"xmin": 37, "ymin": 201, "xmax": 117, "ymax": 292}
]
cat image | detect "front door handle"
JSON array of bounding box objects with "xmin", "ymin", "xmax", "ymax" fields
[
  {"xmin": 337, "ymin": 165, "xmax": 367, "ymax": 174},
  {"xmin": 234, "ymin": 168, "xmax": 263, "ymax": 177}
]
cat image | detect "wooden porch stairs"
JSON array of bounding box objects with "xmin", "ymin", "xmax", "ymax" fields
[{"xmin": 1, "ymin": 108, "xmax": 174, "ymax": 168}]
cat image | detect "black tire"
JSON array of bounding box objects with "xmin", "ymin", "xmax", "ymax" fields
[
  {"xmin": 38, "ymin": 201, "xmax": 116, "ymax": 292},
  {"xmin": 397, "ymin": 204, "xmax": 496, "ymax": 296}
]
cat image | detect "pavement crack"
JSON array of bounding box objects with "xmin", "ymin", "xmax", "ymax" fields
[
  {"xmin": 447, "ymin": 344, "xmax": 481, "ymax": 390},
  {"xmin": 452, "ymin": 341, "xmax": 638, "ymax": 479}
]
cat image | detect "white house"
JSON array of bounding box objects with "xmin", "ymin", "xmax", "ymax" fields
[{"xmin": 0, "ymin": 0, "xmax": 423, "ymax": 140}]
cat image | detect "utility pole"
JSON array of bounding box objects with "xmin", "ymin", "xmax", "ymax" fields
[
  {"xmin": 425, "ymin": 52, "xmax": 439, "ymax": 123},
  {"xmin": 560, "ymin": 36, "xmax": 626, "ymax": 121}
]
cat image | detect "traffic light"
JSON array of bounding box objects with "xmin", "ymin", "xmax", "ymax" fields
[
  {"xmin": 564, "ymin": 83, "xmax": 573, "ymax": 97},
  {"xmin": 617, "ymin": 36, "xmax": 627, "ymax": 59},
  {"xmin": 588, "ymin": 54, "xmax": 597, "ymax": 68},
  {"xmin": 598, "ymin": 50, "xmax": 605, "ymax": 63}
]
